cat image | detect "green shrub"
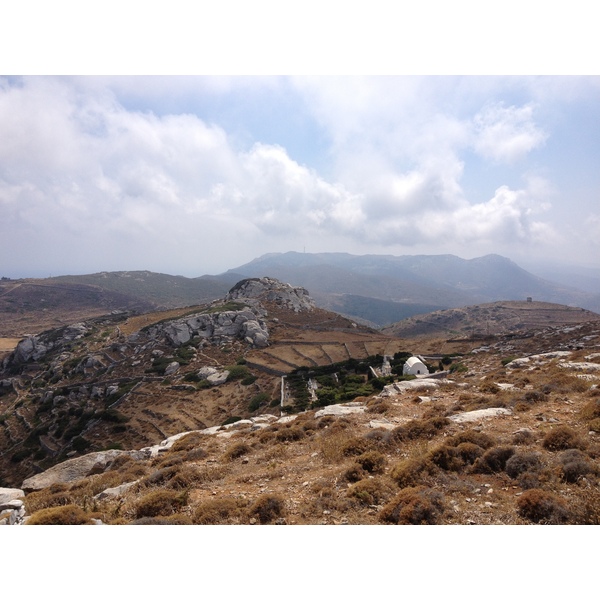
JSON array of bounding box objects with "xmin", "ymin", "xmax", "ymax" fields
[
  {"xmin": 248, "ymin": 392, "xmax": 270, "ymax": 412},
  {"xmin": 99, "ymin": 409, "xmax": 129, "ymax": 423},
  {"xmin": 72, "ymin": 436, "xmax": 90, "ymax": 452},
  {"xmin": 225, "ymin": 365, "xmax": 252, "ymax": 381}
]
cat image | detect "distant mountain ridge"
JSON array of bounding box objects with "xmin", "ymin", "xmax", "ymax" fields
[
  {"xmin": 224, "ymin": 252, "xmax": 600, "ymax": 324},
  {"xmin": 2, "ymin": 252, "xmax": 598, "ymax": 337}
]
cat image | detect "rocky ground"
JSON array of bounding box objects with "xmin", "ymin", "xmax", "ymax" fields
[
  {"xmin": 1, "ymin": 277, "xmax": 600, "ymax": 525},
  {"xmin": 3, "ymin": 317, "xmax": 600, "ymax": 525}
]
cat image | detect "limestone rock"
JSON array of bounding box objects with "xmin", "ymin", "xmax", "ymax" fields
[
  {"xmin": 225, "ymin": 277, "xmax": 315, "ymax": 312},
  {"xmin": 164, "ymin": 361, "xmax": 180, "ymax": 375},
  {"xmin": 21, "ymin": 449, "xmax": 147, "ymax": 491},
  {"xmin": 449, "ymin": 408, "xmax": 513, "ymax": 423},
  {"xmin": 315, "ymin": 402, "xmax": 366, "ymax": 417},
  {"xmin": 207, "ymin": 371, "xmax": 229, "ymax": 385},
  {"xmin": 94, "ymin": 480, "xmax": 140, "ymax": 501}
]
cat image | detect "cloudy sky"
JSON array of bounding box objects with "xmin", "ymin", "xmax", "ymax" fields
[{"xmin": 1, "ymin": 9, "xmax": 599, "ymax": 279}]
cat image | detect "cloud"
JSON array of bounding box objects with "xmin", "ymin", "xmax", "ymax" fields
[
  {"xmin": 0, "ymin": 76, "xmax": 586, "ymax": 277},
  {"xmin": 472, "ymin": 102, "xmax": 547, "ymax": 163}
]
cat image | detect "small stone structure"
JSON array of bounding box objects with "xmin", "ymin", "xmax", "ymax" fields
[{"xmin": 403, "ymin": 356, "xmax": 429, "ymax": 376}]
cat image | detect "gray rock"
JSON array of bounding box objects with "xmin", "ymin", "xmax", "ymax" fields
[
  {"xmin": 164, "ymin": 361, "xmax": 180, "ymax": 376},
  {"xmin": 21, "ymin": 450, "xmax": 147, "ymax": 491},
  {"xmin": 94, "ymin": 480, "xmax": 140, "ymax": 501},
  {"xmin": 0, "ymin": 488, "xmax": 25, "ymax": 506},
  {"xmin": 449, "ymin": 408, "xmax": 513, "ymax": 423},
  {"xmin": 315, "ymin": 402, "xmax": 366, "ymax": 417},
  {"xmin": 225, "ymin": 277, "xmax": 315, "ymax": 312},
  {"xmin": 207, "ymin": 371, "xmax": 229, "ymax": 385}
]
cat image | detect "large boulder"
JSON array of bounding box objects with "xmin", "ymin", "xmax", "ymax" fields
[
  {"xmin": 9, "ymin": 323, "xmax": 90, "ymax": 365},
  {"xmin": 21, "ymin": 449, "xmax": 148, "ymax": 492},
  {"xmin": 149, "ymin": 309, "xmax": 269, "ymax": 349}
]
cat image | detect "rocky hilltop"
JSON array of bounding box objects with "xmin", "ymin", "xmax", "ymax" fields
[{"xmin": 0, "ymin": 276, "xmax": 379, "ymax": 488}]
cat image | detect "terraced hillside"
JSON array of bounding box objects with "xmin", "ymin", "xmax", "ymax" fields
[{"xmin": 0, "ymin": 279, "xmax": 407, "ymax": 487}]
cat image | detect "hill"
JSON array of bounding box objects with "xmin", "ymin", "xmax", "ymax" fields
[
  {"xmin": 2, "ymin": 278, "xmax": 600, "ymax": 525},
  {"xmin": 224, "ymin": 252, "xmax": 600, "ymax": 324},
  {"xmin": 2, "ymin": 252, "xmax": 598, "ymax": 335},
  {"xmin": 382, "ymin": 300, "xmax": 600, "ymax": 342},
  {"xmin": 0, "ymin": 272, "xmax": 237, "ymax": 338},
  {"xmin": 0, "ymin": 277, "xmax": 404, "ymax": 488}
]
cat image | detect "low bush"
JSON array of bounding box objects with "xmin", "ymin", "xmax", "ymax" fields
[
  {"xmin": 428, "ymin": 445, "xmax": 465, "ymax": 472},
  {"xmin": 193, "ymin": 497, "xmax": 246, "ymax": 524},
  {"xmin": 347, "ymin": 477, "xmax": 394, "ymax": 506},
  {"xmin": 445, "ymin": 430, "xmax": 495, "ymax": 450},
  {"xmin": 169, "ymin": 432, "xmax": 207, "ymax": 453},
  {"xmin": 580, "ymin": 398, "xmax": 600, "ymax": 421},
  {"xmin": 131, "ymin": 515, "xmax": 193, "ymax": 525},
  {"xmin": 390, "ymin": 456, "xmax": 436, "ymax": 489},
  {"xmin": 471, "ymin": 446, "xmax": 516, "ymax": 474},
  {"xmin": 248, "ymin": 494, "xmax": 286, "ymax": 524},
  {"xmin": 558, "ymin": 449, "xmax": 594, "ymax": 483},
  {"xmin": 134, "ymin": 490, "xmax": 187, "ymax": 519},
  {"xmin": 542, "ymin": 425, "xmax": 586, "ymax": 452},
  {"xmin": 223, "ymin": 442, "xmax": 251, "ymax": 461},
  {"xmin": 516, "ymin": 489, "xmax": 570, "ymax": 524},
  {"xmin": 275, "ymin": 426, "xmax": 305, "ymax": 443},
  {"xmin": 379, "ymin": 486, "xmax": 445, "ymax": 525},
  {"xmin": 355, "ymin": 451, "xmax": 387, "ymax": 474},
  {"xmin": 340, "ymin": 436, "xmax": 372, "ymax": 457},
  {"xmin": 390, "ymin": 417, "xmax": 449, "ymax": 443},
  {"xmin": 512, "ymin": 429, "xmax": 535, "ymax": 445},
  {"xmin": 342, "ymin": 464, "xmax": 366, "ymax": 483},
  {"xmin": 505, "ymin": 452, "xmax": 543, "ymax": 480},
  {"xmin": 248, "ymin": 392, "xmax": 270, "ymax": 412},
  {"xmin": 27, "ymin": 504, "xmax": 96, "ymax": 525}
]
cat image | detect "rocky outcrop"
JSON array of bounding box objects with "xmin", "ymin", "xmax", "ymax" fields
[
  {"xmin": 7, "ymin": 323, "xmax": 90, "ymax": 366},
  {"xmin": 448, "ymin": 408, "xmax": 513, "ymax": 423},
  {"xmin": 146, "ymin": 308, "xmax": 269, "ymax": 348},
  {"xmin": 21, "ymin": 449, "xmax": 148, "ymax": 492},
  {"xmin": 225, "ymin": 277, "xmax": 315, "ymax": 312},
  {"xmin": 0, "ymin": 488, "xmax": 26, "ymax": 525}
]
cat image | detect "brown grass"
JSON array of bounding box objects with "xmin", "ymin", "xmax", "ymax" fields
[{"xmin": 26, "ymin": 504, "xmax": 98, "ymax": 525}]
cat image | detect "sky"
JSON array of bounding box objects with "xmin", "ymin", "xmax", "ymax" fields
[{"xmin": 1, "ymin": 6, "xmax": 599, "ymax": 280}]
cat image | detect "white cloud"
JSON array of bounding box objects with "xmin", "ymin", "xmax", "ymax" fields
[
  {"xmin": 0, "ymin": 76, "xmax": 594, "ymax": 277},
  {"xmin": 472, "ymin": 102, "xmax": 547, "ymax": 164}
]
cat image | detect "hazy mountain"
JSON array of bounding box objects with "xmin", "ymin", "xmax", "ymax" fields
[
  {"xmin": 3, "ymin": 253, "xmax": 598, "ymax": 336},
  {"xmin": 224, "ymin": 252, "xmax": 600, "ymax": 324}
]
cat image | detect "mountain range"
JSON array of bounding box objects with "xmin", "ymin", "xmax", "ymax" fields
[{"xmin": 1, "ymin": 252, "xmax": 598, "ymax": 337}]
